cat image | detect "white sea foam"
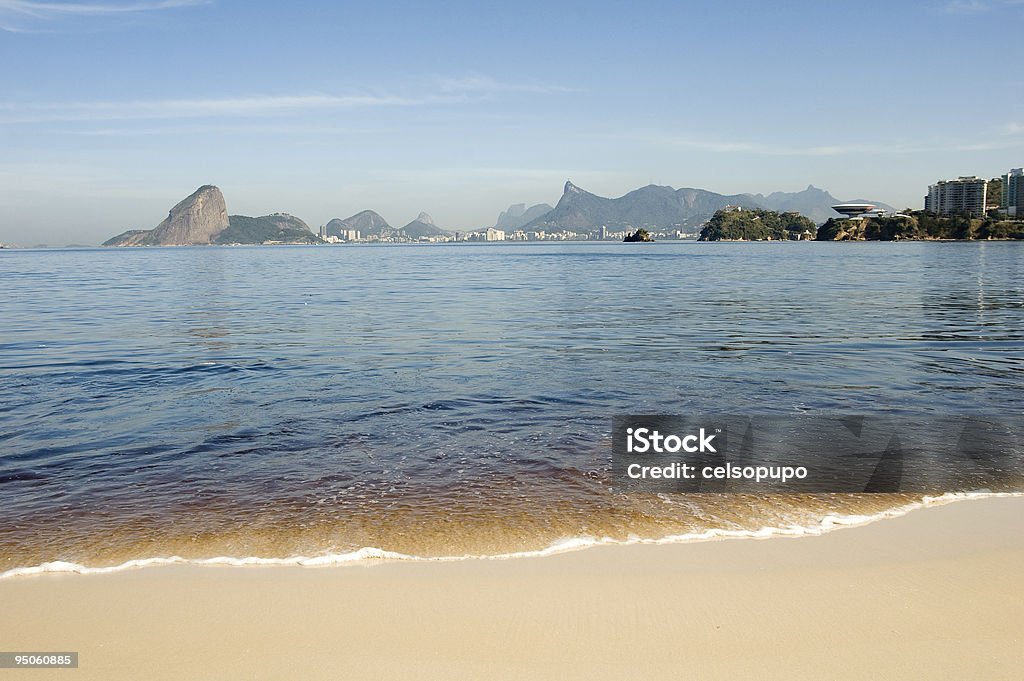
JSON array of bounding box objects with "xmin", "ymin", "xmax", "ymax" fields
[{"xmin": 2, "ymin": 492, "xmax": 1019, "ymax": 580}]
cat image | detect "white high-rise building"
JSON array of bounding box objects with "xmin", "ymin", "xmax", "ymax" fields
[
  {"xmin": 925, "ymin": 176, "xmax": 987, "ymax": 217},
  {"xmin": 1001, "ymin": 168, "xmax": 1024, "ymax": 218}
]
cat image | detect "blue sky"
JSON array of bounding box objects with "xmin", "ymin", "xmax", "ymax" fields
[{"xmin": 1, "ymin": 0, "xmax": 1022, "ymax": 244}]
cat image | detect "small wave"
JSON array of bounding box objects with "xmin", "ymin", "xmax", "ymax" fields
[{"xmin": 1, "ymin": 492, "xmax": 1018, "ymax": 580}]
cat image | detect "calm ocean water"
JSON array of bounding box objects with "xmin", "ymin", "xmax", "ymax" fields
[{"xmin": 2, "ymin": 242, "xmax": 1023, "ymax": 572}]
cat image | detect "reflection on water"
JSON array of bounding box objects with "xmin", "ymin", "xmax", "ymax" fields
[{"xmin": 0, "ymin": 242, "xmax": 1022, "ymax": 569}]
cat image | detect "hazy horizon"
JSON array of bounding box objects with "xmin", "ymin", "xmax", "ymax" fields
[{"xmin": 2, "ymin": 0, "xmax": 1023, "ymax": 245}]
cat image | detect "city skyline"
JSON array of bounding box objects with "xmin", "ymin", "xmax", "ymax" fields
[{"xmin": 2, "ymin": 0, "xmax": 1023, "ymax": 245}]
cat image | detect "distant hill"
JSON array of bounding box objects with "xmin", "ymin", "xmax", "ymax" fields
[
  {"xmin": 524, "ymin": 181, "xmax": 761, "ymax": 232},
  {"xmin": 521, "ymin": 181, "xmax": 896, "ymax": 231},
  {"xmin": 753, "ymin": 185, "xmax": 897, "ymax": 225},
  {"xmin": 326, "ymin": 210, "xmax": 391, "ymax": 238},
  {"xmin": 400, "ymin": 212, "xmax": 449, "ymax": 239},
  {"xmin": 699, "ymin": 208, "xmax": 817, "ymax": 241},
  {"xmin": 494, "ymin": 203, "xmax": 553, "ymax": 230},
  {"xmin": 216, "ymin": 214, "xmax": 318, "ymax": 244}
]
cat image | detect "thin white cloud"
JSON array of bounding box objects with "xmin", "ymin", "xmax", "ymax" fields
[
  {"xmin": 0, "ymin": 0, "xmax": 203, "ymax": 15},
  {"xmin": 0, "ymin": 74, "xmax": 567, "ymax": 124},
  {"xmin": 431, "ymin": 73, "xmax": 579, "ymax": 95},
  {"xmin": 0, "ymin": 93, "xmax": 429, "ymax": 123},
  {"xmin": 646, "ymin": 135, "xmax": 891, "ymax": 156},
  {"xmin": 59, "ymin": 122, "xmax": 395, "ymax": 136},
  {"xmin": 0, "ymin": 0, "xmax": 204, "ymax": 31},
  {"xmin": 0, "ymin": 19, "xmax": 34, "ymax": 30},
  {"xmin": 940, "ymin": 0, "xmax": 1024, "ymax": 12},
  {"xmin": 640, "ymin": 132, "xmax": 1015, "ymax": 156},
  {"xmin": 379, "ymin": 167, "xmax": 620, "ymax": 182}
]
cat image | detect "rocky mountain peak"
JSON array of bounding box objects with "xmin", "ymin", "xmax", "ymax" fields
[
  {"xmin": 151, "ymin": 185, "xmax": 229, "ymax": 245},
  {"xmin": 103, "ymin": 184, "xmax": 229, "ymax": 246}
]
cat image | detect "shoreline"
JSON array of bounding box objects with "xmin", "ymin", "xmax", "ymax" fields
[
  {"xmin": 6, "ymin": 238, "xmax": 1024, "ymax": 249},
  {"xmin": 1, "ymin": 495, "xmax": 1021, "ymax": 679},
  {"xmin": 2, "ymin": 491, "xmax": 1013, "ymax": 580}
]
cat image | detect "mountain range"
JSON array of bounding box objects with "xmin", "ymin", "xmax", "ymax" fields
[
  {"xmin": 518, "ymin": 182, "xmax": 895, "ymax": 232},
  {"xmin": 102, "ymin": 181, "xmax": 897, "ymax": 246},
  {"xmin": 325, "ymin": 210, "xmax": 449, "ymax": 239}
]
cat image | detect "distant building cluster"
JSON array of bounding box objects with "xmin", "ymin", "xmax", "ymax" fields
[
  {"xmin": 504, "ymin": 228, "xmax": 626, "ymax": 241},
  {"xmin": 311, "ymin": 224, "xmax": 699, "ymax": 244},
  {"xmin": 317, "ymin": 225, "xmax": 361, "ymax": 243},
  {"xmin": 924, "ymin": 169, "xmax": 1023, "ymax": 218}
]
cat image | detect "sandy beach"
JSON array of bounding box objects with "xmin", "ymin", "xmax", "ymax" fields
[{"xmin": 1, "ymin": 495, "xmax": 1022, "ymax": 680}]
